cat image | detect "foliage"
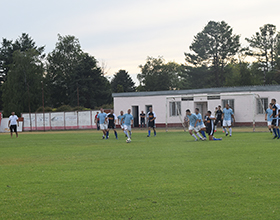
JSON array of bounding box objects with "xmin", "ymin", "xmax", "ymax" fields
[
  {"xmin": 55, "ymin": 105, "xmax": 73, "ymax": 112},
  {"xmin": 138, "ymin": 57, "xmax": 183, "ymax": 91},
  {"xmin": 246, "ymin": 24, "xmax": 280, "ymax": 84},
  {"xmin": 36, "ymin": 106, "xmax": 53, "ymax": 113},
  {"xmin": 111, "ymin": 69, "xmax": 135, "ymax": 93},
  {"xmin": 45, "ymin": 35, "xmax": 111, "ymax": 108},
  {"xmin": 185, "ymin": 21, "xmax": 241, "ymax": 87},
  {"xmin": 2, "ymin": 49, "xmax": 44, "ymax": 116},
  {"xmin": 1, "ymin": 131, "xmax": 280, "ymax": 219}
]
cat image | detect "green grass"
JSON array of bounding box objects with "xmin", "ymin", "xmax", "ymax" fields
[{"xmin": 0, "ymin": 129, "xmax": 279, "ymax": 219}]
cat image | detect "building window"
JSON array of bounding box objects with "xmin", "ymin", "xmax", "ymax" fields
[
  {"xmin": 222, "ymin": 99, "xmax": 235, "ymax": 111},
  {"xmin": 169, "ymin": 101, "xmax": 181, "ymax": 116},
  {"xmin": 257, "ymin": 98, "xmax": 268, "ymax": 114},
  {"xmin": 182, "ymin": 97, "xmax": 194, "ymax": 101}
]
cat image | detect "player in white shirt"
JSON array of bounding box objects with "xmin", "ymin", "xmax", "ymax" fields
[{"xmin": 8, "ymin": 112, "xmax": 19, "ymax": 138}]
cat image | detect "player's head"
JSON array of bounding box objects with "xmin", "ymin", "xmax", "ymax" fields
[
  {"xmin": 271, "ymin": 99, "xmax": 276, "ymax": 104},
  {"xmin": 149, "ymin": 107, "xmax": 152, "ymax": 112},
  {"xmin": 96, "ymin": 112, "xmax": 99, "ymax": 114},
  {"xmin": 207, "ymin": 110, "xmax": 211, "ymax": 116},
  {"xmin": 269, "ymin": 103, "xmax": 273, "ymax": 109},
  {"xmin": 195, "ymin": 108, "xmax": 199, "ymax": 114},
  {"xmin": 225, "ymin": 104, "xmax": 229, "ymax": 109},
  {"xmin": 11, "ymin": 112, "xmax": 15, "ymax": 115},
  {"xmin": 141, "ymin": 110, "xmax": 144, "ymax": 113},
  {"xmin": 100, "ymin": 108, "xmax": 104, "ymax": 113},
  {"xmin": 120, "ymin": 110, "xmax": 123, "ymax": 115},
  {"xmin": 127, "ymin": 109, "xmax": 131, "ymax": 114},
  {"xmin": 186, "ymin": 109, "xmax": 191, "ymax": 115},
  {"xmin": 111, "ymin": 109, "xmax": 114, "ymax": 113},
  {"xmin": 218, "ymin": 105, "xmax": 221, "ymax": 109}
]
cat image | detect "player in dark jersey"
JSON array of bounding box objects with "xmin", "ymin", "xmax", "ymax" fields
[
  {"xmin": 147, "ymin": 107, "xmax": 156, "ymax": 137},
  {"xmin": 214, "ymin": 105, "xmax": 223, "ymax": 131},
  {"xmin": 271, "ymin": 98, "xmax": 280, "ymax": 139},
  {"xmin": 206, "ymin": 111, "xmax": 222, "ymax": 141},
  {"xmin": 106, "ymin": 110, "xmax": 118, "ymax": 139}
]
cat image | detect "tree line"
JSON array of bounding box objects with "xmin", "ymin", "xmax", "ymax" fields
[{"xmin": 0, "ymin": 21, "xmax": 280, "ymax": 116}]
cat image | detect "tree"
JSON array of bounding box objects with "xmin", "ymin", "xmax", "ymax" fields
[
  {"xmin": 137, "ymin": 57, "xmax": 182, "ymax": 91},
  {"xmin": 111, "ymin": 69, "xmax": 135, "ymax": 93},
  {"xmin": 245, "ymin": 24, "xmax": 280, "ymax": 84},
  {"xmin": 2, "ymin": 49, "xmax": 44, "ymax": 116},
  {"xmin": 46, "ymin": 34, "xmax": 111, "ymax": 108},
  {"xmin": 185, "ymin": 21, "xmax": 241, "ymax": 87}
]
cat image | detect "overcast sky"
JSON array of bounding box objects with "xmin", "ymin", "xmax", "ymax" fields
[{"xmin": 1, "ymin": 0, "xmax": 280, "ymax": 84}]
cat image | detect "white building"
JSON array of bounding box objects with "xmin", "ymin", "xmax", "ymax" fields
[{"xmin": 113, "ymin": 85, "xmax": 280, "ymax": 129}]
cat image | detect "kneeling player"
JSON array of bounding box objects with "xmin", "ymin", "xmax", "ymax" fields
[
  {"xmin": 206, "ymin": 111, "xmax": 222, "ymax": 141},
  {"xmin": 186, "ymin": 109, "xmax": 204, "ymax": 141},
  {"xmin": 107, "ymin": 109, "xmax": 118, "ymax": 139}
]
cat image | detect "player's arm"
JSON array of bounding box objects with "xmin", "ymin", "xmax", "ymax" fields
[
  {"xmin": 8, "ymin": 119, "xmax": 10, "ymax": 127},
  {"xmin": 231, "ymin": 113, "xmax": 235, "ymax": 122},
  {"xmin": 221, "ymin": 113, "xmax": 224, "ymax": 120},
  {"xmin": 194, "ymin": 119, "xmax": 199, "ymax": 127},
  {"xmin": 265, "ymin": 113, "xmax": 267, "ymax": 120},
  {"xmin": 17, "ymin": 118, "xmax": 19, "ymax": 126}
]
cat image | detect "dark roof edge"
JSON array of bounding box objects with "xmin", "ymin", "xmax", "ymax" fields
[{"xmin": 112, "ymin": 85, "xmax": 280, "ymax": 98}]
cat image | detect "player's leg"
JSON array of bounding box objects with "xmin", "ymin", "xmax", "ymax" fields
[
  {"xmin": 114, "ymin": 128, "xmax": 118, "ymax": 139},
  {"xmin": 153, "ymin": 125, "xmax": 156, "ymax": 136},
  {"xmin": 276, "ymin": 119, "xmax": 280, "ymax": 138},
  {"xmin": 267, "ymin": 121, "xmax": 272, "ymax": 133},
  {"xmin": 199, "ymin": 126, "xmax": 207, "ymax": 139},
  {"xmin": 194, "ymin": 129, "xmax": 203, "ymax": 140},
  {"xmin": 15, "ymin": 125, "xmax": 18, "ymax": 138},
  {"xmin": 147, "ymin": 121, "xmax": 151, "ymax": 137},
  {"xmin": 188, "ymin": 126, "xmax": 198, "ymax": 141},
  {"xmin": 123, "ymin": 125, "xmax": 129, "ymax": 138},
  {"xmin": 272, "ymin": 120, "xmax": 277, "ymax": 138},
  {"xmin": 10, "ymin": 126, "xmax": 13, "ymax": 138}
]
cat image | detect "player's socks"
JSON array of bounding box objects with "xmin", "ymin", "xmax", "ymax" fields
[
  {"xmin": 191, "ymin": 134, "xmax": 198, "ymax": 140},
  {"xmin": 277, "ymin": 128, "xmax": 280, "ymax": 137},
  {"xmin": 269, "ymin": 128, "xmax": 272, "ymax": 133},
  {"xmin": 213, "ymin": 137, "xmax": 222, "ymax": 141},
  {"xmin": 273, "ymin": 128, "xmax": 277, "ymax": 136},
  {"xmin": 129, "ymin": 131, "xmax": 132, "ymax": 137},
  {"xmin": 102, "ymin": 135, "xmax": 105, "ymax": 139},
  {"xmin": 224, "ymin": 128, "xmax": 227, "ymax": 133},
  {"xmin": 229, "ymin": 128, "xmax": 232, "ymax": 136},
  {"xmin": 106, "ymin": 131, "xmax": 109, "ymax": 137},
  {"xmin": 196, "ymin": 133, "xmax": 203, "ymax": 139},
  {"xmin": 124, "ymin": 130, "xmax": 129, "ymax": 138},
  {"xmin": 148, "ymin": 130, "xmax": 151, "ymax": 137},
  {"xmin": 114, "ymin": 131, "xmax": 118, "ymax": 139},
  {"xmin": 200, "ymin": 131, "xmax": 206, "ymax": 138},
  {"xmin": 154, "ymin": 130, "xmax": 156, "ymax": 136}
]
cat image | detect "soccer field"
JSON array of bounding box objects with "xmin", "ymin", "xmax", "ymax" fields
[{"xmin": 1, "ymin": 129, "xmax": 279, "ymax": 219}]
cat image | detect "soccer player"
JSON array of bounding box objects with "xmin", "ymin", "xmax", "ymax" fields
[
  {"xmin": 194, "ymin": 108, "xmax": 207, "ymax": 140},
  {"xmin": 185, "ymin": 109, "xmax": 204, "ymax": 141},
  {"xmin": 97, "ymin": 108, "xmax": 108, "ymax": 139},
  {"xmin": 205, "ymin": 111, "xmax": 222, "ymax": 141},
  {"xmin": 107, "ymin": 109, "xmax": 118, "ymax": 139},
  {"xmin": 8, "ymin": 112, "xmax": 19, "ymax": 138},
  {"xmin": 94, "ymin": 112, "xmax": 100, "ymax": 130},
  {"xmin": 121, "ymin": 109, "xmax": 134, "ymax": 142},
  {"xmin": 214, "ymin": 105, "xmax": 223, "ymax": 132},
  {"xmin": 265, "ymin": 103, "xmax": 273, "ymax": 133},
  {"xmin": 117, "ymin": 110, "xmax": 125, "ymax": 131},
  {"xmin": 271, "ymin": 98, "xmax": 280, "ymax": 139},
  {"xmin": 222, "ymin": 104, "xmax": 235, "ymax": 137},
  {"xmin": 140, "ymin": 111, "xmax": 146, "ymax": 128},
  {"xmin": 147, "ymin": 107, "xmax": 156, "ymax": 137}
]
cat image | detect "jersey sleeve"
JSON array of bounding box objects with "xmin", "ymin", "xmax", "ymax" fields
[{"xmin": 153, "ymin": 112, "xmax": 157, "ymax": 118}]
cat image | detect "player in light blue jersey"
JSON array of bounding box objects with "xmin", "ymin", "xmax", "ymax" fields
[
  {"xmin": 121, "ymin": 109, "xmax": 134, "ymax": 142},
  {"xmin": 117, "ymin": 110, "xmax": 125, "ymax": 131},
  {"xmin": 195, "ymin": 108, "xmax": 207, "ymax": 140},
  {"xmin": 222, "ymin": 104, "xmax": 235, "ymax": 137},
  {"xmin": 186, "ymin": 109, "xmax": 204, "ymax": 141},
  {"xmin": 265, "ymin": 103, "xmax": 273, "ymax": 133},
  {"xmin": 97, "ymin": 108, "xmax": 108, "ymax": 139}
]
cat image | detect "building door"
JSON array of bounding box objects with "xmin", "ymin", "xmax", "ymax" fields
[
  {"xmin": 132, "ymin": 106, "xmax": 139, "ymax": 127},
  {"xmin": 195, "ymin": 102, "xmax": 208, "ymax": 119}
]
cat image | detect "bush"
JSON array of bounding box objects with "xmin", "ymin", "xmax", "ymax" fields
[
  {"xmin": 56, "ymin": 105, "xmax": 73, "ymax": 112},
  {"xmin": 95, "ymin": 103, "xmax": 113, "ymax": 110},
  {"xmin": 36, "ymin": 106, "xmax": 53, "ymax": 113},
  {"xmin": 72, "ymin": 106, "xmax": 91, "ymax": 111}
]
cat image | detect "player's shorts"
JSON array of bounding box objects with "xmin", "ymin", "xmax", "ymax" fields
[
  {"xmin": 267, "ymin": 121, "xmax": 272, "ymax": 126},
  {"xmin": 10, "ymin": 125, "xmax": 17, "ymax": 132},
  {"xmin": 196, "ymin": 124, "xmax": 205, "ymax": 131},
  {"xmin": 223, "ymin": 120, "xmax": 231, "ymax": 127},
  {"xmin": 108, "ymin": 124, "xmax": 116, "ymax": 129},
  {"xmin": 189, "ymin": 125, "xmax": 195, "ymax": 131},
  {"xmin": 100, "ymin": 123, "xmax": 108, "ymax": 130},
  {"xmin": 148, "ymin": 121, "xmax": 155, "ymax": 128},
  {"xmin": 272, "ymin": 119, "xmax": 279, "ymax": 127},
  {"xmin": 206, "ymin": 126, "xmax": 214, "ymax": 136},
  {"xmin": 123, "ymin": 125, "xmax": 131, "ymax": 131}
]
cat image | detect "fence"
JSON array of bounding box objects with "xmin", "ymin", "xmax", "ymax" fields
[{"xmin": 22, "ymin": 110, "xmax": 99, "ymax": 131}]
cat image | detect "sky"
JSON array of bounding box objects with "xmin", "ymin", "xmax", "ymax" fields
[{"xmin": 1, "ymin": 0, "xmax": 280, "ymax": 85}]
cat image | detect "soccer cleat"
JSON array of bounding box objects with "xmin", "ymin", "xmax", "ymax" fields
[
  {"xmin": 194, "ymin": 139, "xmax": 198, "ymax": 141},
  {"xmin": 147, "ymin": 135, "xmax": 150, "ymax": 137},
  {"xmin": 200, "ymin": 138, "xmax": 204, "ymax": 141},
  {"xmin": 278, "ymin": 137, "xmax": 280, "ymax": 139},
  {"xmin": 273, "ymin": 136, "xmax": 277, "ymax": 139},
  {"xmin": 203, "ymin": 137, "xmax": 207, "ymax": 140},
  {"xmin": 102, "ymin": 136, "xmax": 105, "ymax": 139},
  {"xmin": 230, "ymin": 135, "xmax": 232, "ymax": 137},
  {"xmin": 226, "ymin": 133, "xmax": 228, "ymax": 136}
]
